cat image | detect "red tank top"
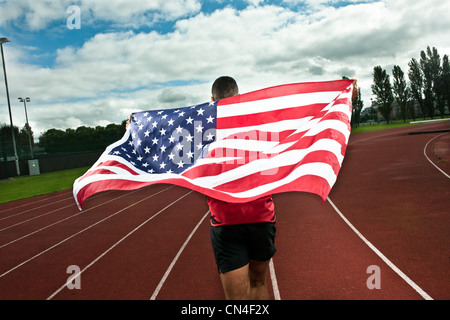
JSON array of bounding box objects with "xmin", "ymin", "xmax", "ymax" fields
[{"xmin": 207, "ymin": 195, "xmax": 276, "ymax": 226}]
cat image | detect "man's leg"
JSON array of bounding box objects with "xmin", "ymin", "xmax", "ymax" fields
[
  {"xmin": 249, "ymin": 259, "xmax": 270, "ymax": 300},
  {"xmin": 219, "ymin": 264, "xmax": 250, "ymax": 300}
]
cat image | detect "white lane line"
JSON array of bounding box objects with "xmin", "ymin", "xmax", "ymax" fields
[
  {"xmin": 0, "ymin": 186, "xmax": 173, "ymax": 280},
  {"xmin": 0, "ymin": 191, "xmax": 72, "ymax": 214},
  {"xmin": 269, "ymin": 258, "xmax": 281, "ymax": 300},
  {"xmin": 47, "ymin": 189, "xmax": 192, "ymax": 300},
  {"xmin": 0, "ymin": 189, "xmax": 143, "ymax": 249},
  {"xmin": 150, "ymin": 209, "xmax": 209, "ymax": 300},
  {"xmin": 0, "ymin": 196, "xmax": 73, "ymax": 221},
  {"xmin": 327, "ymin": 197, "xmax": 433, "ymax": 300},
  {"xmin": 423, "ymin": 132, "xmax": 450, "ymax": 179}
]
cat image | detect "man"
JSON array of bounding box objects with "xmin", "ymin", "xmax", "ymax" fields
[{"xmin": 208, "ymin": 76, "xmax": 277, "ymax": 300}]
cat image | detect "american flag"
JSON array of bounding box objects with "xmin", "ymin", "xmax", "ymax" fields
[{"xmin": 73, "ymin": 79, "xmax": 354, "ymax": 209}]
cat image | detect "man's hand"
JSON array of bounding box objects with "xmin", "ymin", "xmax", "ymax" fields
[
  {"xmin": 126, "ymin": 115, "xmax": 132, "ymax": 130},
  {"xmin": 352, "ymin": 79, "xmax": 359, "ymax": 101}
]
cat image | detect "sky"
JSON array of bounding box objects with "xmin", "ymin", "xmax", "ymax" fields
[{"xmin": 0, "ymin": 0, "xmax": 449, "ymax": 140}]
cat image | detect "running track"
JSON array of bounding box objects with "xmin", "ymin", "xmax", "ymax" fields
[{"xmin": 0, "ymin": 121, "xmax": 448, "ymax": 300}]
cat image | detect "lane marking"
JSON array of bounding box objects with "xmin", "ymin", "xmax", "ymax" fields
[
  {"xmin": 0, "ymin": 186, "xmax": 173, "ymax": 280},
  {"xmin": 0, "ymin": 190, "xmax": 72, "ymax": 214},
  {"xmin": 47, "ymin": 189, "xmax": 192, "ymax": 300},
  {"xmin": 0, "ymin": 189, "xmax": 144, "ymax": 249},
  {"xmin": 269, "ymin": 258, "xmax": 281, "ymax": 300},
  {"xmin": 423, "ymin": 132, "xmax": 450, "ymax": 179},
  {"xmin": 150, "ymin": 209, "xmax": 209, "ymax": 300},
  {"xmin": 327, "ymin": 197, "xmax": 433, "ymax": 300}
]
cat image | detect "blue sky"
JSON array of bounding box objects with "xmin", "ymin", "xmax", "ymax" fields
[{"xmin": 0, "ymin": 0, "xmax": 449, "ymax": 138}]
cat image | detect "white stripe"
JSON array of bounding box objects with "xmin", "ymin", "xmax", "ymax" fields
[
  {"xmin": 47, "ymin": 189, "xmax": 191, "ymax": 300},
  {"xmin": 218, "ymin": 91, "xmax": 342, "ymax": 118},
  {"xmin": 150, "ymin": 210, "xmax": 210, "ymax": 300},
  {"xmin": 269, "ymin": 259, "xmax": 281, "ymax": 300},
  {"xmin": 74, "ymin": 138, "xmax": 343, "ymax": 201},
  {"xmin": 2, "ymin": 187, "xmax": 172, "ymax": 281},
  {"xmin": 327, "ymin": 197, "xmax": 433, "ymax": 300},
  {"xmin": 194, "ymin": 138, "xmax": 344, "ymax": 188},
  {"xmin": 423, "ymin": 133, "xmax": 450, "ymax": 179}
]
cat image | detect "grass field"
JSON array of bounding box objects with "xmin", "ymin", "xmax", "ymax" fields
[{"xmin": 0, "ymin": 166, "xmax": 89, "ymax": 204}]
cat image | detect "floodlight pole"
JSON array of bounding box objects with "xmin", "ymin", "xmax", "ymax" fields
[
  {"xmin": 19, "ymin": 97, "xmax": 33, "ymax": 159},
  {"xmin": 0, "ymin": 37, "xmax": 20, "ymax": 176}
]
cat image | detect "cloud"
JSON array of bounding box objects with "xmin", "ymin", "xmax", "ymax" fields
[{"xmin": 0, "ymin": 0, "xmax": 449, "ymax": 138}]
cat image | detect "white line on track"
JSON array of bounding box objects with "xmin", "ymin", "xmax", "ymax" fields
[
  {"xmin": 0, "ymin": 189, "xmax": 142, "ymax": 249},
  {"xmin": 269, "ymin": 258, "xmax": 281, "ymax": 300},
  {"xmin": 423, "ymin": 132, "xmax": 450, "ymax": 179},
  {"xmin": 0, "ymin": 186, "xmax": 173, "ymax": 281},
  {"xmin": 327, "ymin": 197, "xmax": 433, "ymax": 300},
  {"xmin": 150, "ymin": 208, "xmax": 209, "ymax": 300},
  {"xmin": 0, "ymin": 190, "xmax": 72, "ymax": 214},
  {"xmin": 47, "ymin": 189, "xmax": 192, "ymax": 300}
]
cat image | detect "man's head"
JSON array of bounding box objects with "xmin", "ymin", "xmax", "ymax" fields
[{"xmin": 211, "ymin": 76, "xmax": 239, "ymax": 101}]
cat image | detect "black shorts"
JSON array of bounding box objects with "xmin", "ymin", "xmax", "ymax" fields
[{"xmin": 210, "ymin": 222, "xmax": 276, "ymax": 274}]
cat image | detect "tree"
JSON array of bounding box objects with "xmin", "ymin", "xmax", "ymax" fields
[
  {"xmin": 408, "ymin": 58, "xmax": 426, "ymax": 119},
  {"xmin": 372, "ymin": 66, "xmax": 394, "ymax": 123},
  {"xmin": 352, "ymin": 89, "xmax": 364, "ymax": 128},
  {"xmin": 420, "ymin": 46, "xmax": 441, "ymax": 118},
  {"xmin": 392, "ymin": 65, "xmax": 410, "ymax": 122},
  {"xmin": 439, "ymin": 54, "xmax": 450, "ymax": 115}
]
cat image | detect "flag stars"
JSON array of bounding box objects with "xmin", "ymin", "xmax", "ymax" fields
[{"xmin": 196, "ymin": 124, "xmax": 204, "ymax": 133}]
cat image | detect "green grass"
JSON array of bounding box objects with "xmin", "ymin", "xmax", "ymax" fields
[
  {"xmin": 0, "ymin": 166, "xmax": 89, "ymax": 204},
  {"xmin": 351, "ymin": 121, "xmax": 416, "ymax": 133}
]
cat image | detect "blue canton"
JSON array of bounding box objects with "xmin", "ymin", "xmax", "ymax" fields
[{"xmin": 109, "ymin": 101, "xmax": 217, "ymax": 174}]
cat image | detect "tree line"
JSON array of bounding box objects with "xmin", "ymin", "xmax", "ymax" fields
[
  {"xmin": 371, "ymin": 46, "xmax": 450, "ymax": 123},
  {"xmin": 38, "ymin": 121, "xmax": 127, "ymax": 154}
]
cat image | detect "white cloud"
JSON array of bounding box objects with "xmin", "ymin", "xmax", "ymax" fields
[{"xmin": 0, "ymin": 0, "xmax": 449, "ymax": 138}]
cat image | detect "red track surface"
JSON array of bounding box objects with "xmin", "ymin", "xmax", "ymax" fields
[{"xmin": 0, "ymin": 121, "xmax": 448, "ymax": 300}]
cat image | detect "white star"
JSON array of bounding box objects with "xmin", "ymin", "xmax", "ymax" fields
[
  {"xmin": 185, "ymin": 134, "xmax": 193, "ymax": 142},
  {"xmin": 196, "ymin": 124, "xmax": 204, "ymax": 133},
  {"xmin": 168, "ymin": 153, "xmax": 175, "ymax": 160},
  {"xmin": 197, "ymin": 108, "xmax": 204, "ymax": 116},
  {"xmin": 167, "ymin": 119, "xmax": 174, "ymax": 126},
  {"xmin": 159, "ymin": 128, "xmax": 166, "ymax": 136},
  {"xmin": 196, "ymin": 142, "xmax": 203, "ymax": 150},
  {"xmin": 175, "ymin": 125, "xmax": 183, "ymax": 133},
  {"xmin": 152, "ymin": 155, "xmax": 158, "ymax": 161},
  {"xmin": 160, "ymin": 162, "xmax": 166, "ymax": 169},
  {"xmin": 152, "ymin": 137, "xmax": 158, "ymax": 145},
  {"xmin": 160, "ymin": 145, "xmax": 167, "ymax": 152},
  {"xmin": 186, "ymin": 151, "xmax": 194, "ymax": 159},
  {"xmin": 144, "ymin": 130, "xmax": 150, "ymax": 137},
  {"xmin": 206, "ymin": 115, "xmax": 215, "ymax": 123},
  {"xmin": 206, "ymin": 133, "xmax": 214, "ymax": 141},
  {"xmin": 144, "ymin": 146, "xmax": 151, "ymax": 153},
  {"xmin": 186, "ymin": 117, "xmax": 194, "ymax": 124},
  {"xmin": 177, "ymin": 160, "xmax": 185, "ymax": 168}
]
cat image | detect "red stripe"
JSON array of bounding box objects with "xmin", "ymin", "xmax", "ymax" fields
[
  {"xmin": 209, "ymin": 150, "xmax": 341, "ymax": 194},
  {"xmin": 217, "ymin": 103, "xmax": 327, "ymax": 129},
  {"xmin": 218, "ymin": 79, "xmax": 354, "ymax": 106}
]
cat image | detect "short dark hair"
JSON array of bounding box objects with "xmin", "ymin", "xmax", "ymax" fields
[{"xmin": 211, "ymin": 76, "xmax": 239, "ymax": 100}]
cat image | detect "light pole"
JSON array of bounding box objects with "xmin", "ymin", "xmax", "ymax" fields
[
  {"xmin": 0, "ymin": 37, "xmax": 20, "ymax": 176},
  {"xmin": 18, "ymin": 97, "xmax": 33, "ymax": 159}
]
